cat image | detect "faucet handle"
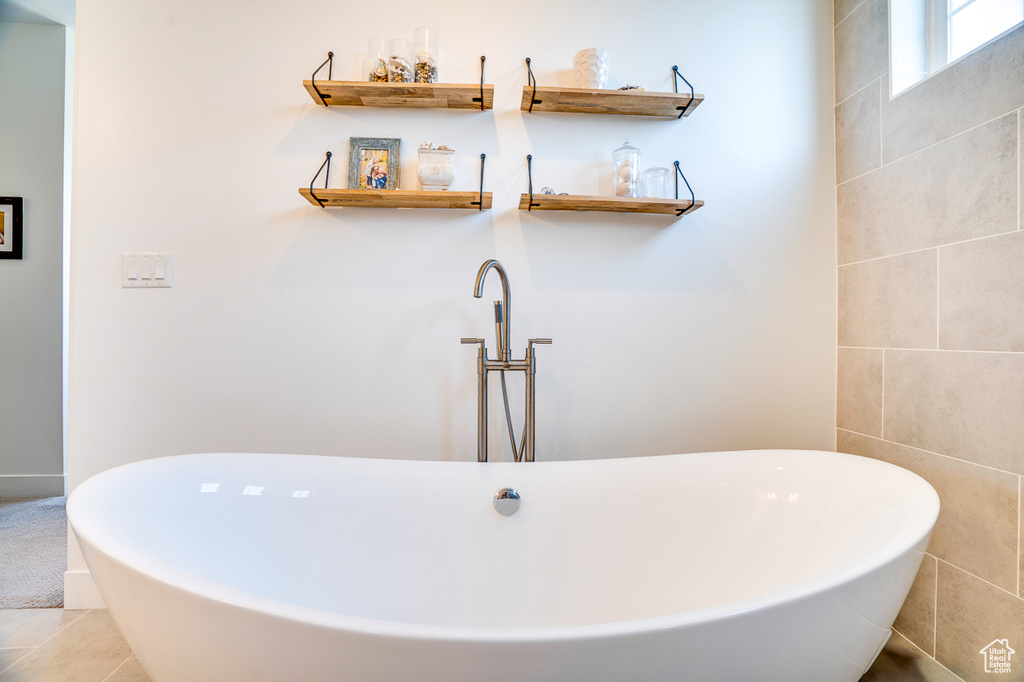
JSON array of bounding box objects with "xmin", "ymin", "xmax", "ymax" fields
[
  {"xmin": 461, "ymin": 338, "xmax": 485, "ymax": 345},
  {"xmin": 529, "ymin": 338, "xmax": 552, "ymax": 345}
]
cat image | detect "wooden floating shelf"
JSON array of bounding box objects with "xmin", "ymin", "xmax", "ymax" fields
[
  {"xmin": 303, "ymin": 81, "xmax": 495, "ymax": 110},
  {"xmin": 521, "ymin": 86, "xmax": 703, "ymax": 118},
  {"xmin": 299, "ymin": 188, "xmax": 493, "ymax": 210},
  {"xmin": 518, "ymin": 193, "xmax": 703, "ymax": 216}
]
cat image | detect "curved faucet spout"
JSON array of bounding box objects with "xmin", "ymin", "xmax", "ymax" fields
[{"xmin": 474, "ymin": 259, "xmax": 510, "ymax": 362}]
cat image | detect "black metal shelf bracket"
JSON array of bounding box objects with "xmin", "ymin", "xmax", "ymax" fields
[
  {"xmin": 673, "ymin": 160, "xmax": 695, "ymax": 216},
  {"xmin": 525, "ymin": 57, "xmax": 538, "ymax": 112},
  {"xmin": 672, "ymin": 65, "xmax": 695, "ymax": 119},
  {"xmin": 471, "ymin": 56, "xmax": 487, "ymax": 111},
  {"xmin": 526, "ymin": 154, "xmax": 539, "ymax": 210},
  {"xmin": 472, "ymin": 153, "xmax": 487, "ymax": 210},
  {"xmin": 311, "ymin": 52, "xmax": 334, "ymax": 106},
  {"xmin": 309, "ymin": 151, "xmax": 332, "ymax": 207}
]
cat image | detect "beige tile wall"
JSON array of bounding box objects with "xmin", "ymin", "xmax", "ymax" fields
[
  {"xmin": 834, "ymin": 1, "xmax": 1024, "ymax": 679},
  {"xmin": 838, "ymin": 250, "xmax": 937, "ymax": 347},
  {"xmin": 837, "ymin": 113, "xmax": 1017, "ymax": 264},
  {"xmin": 835, "ymin": 78, "xmax": 882, "ymax": 183}
]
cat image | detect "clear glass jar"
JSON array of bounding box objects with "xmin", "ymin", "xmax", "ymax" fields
[
  {"xmin": 363, "ymin": 37, "xmax": 388, "ymax": 82},
  {"xmin": 612, "ymin": 140, "xmax": 640, "ymax": 197},
  {"xmin": 413, "ymin": 26, "xmax": 439, "ymax": 83},
  {"xmin": 640, "ymin": 166, "xmax": 671, "ymax": 198},
  {"xmin": 387, "ymin": 39, "xmax": 413, "ymax": 83}
]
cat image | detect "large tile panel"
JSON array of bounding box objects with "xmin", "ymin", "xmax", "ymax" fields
[
  {"xmin": 0, "ymin": 650, "xmax": 31, "ymax": 676},
  {"xmin": 106, "ymin": 656, "xmax": 152, "ymax": 682},
  {"xmin": 838, "ymin": 113, "xmax": 1018, "ymax": 264},
  {"xmin": 835, "ymin": 0, "xmax": 887, "ymax": 104},
  {"xmin": 883, "ymin": 350, "xmax": 1024, "ymax": 475},
  {"xmin": 0, "ymin": 610, "xmax": 86, "ymax": 649},
  {"xmin": 935, "ymin": 561, "xmax": 1024, "ymax": 681},
  {"xmin": 837, "ymin": 348, "xmax": 883, "ymax": 436},
  {"xmin": 881, "ymin": 24, "xmax": 1024, "ymax": 163},
  {"xmin": 838, "ymin": 430, "xmax": 1019, "ymax": 591},
  {"xmin": 838, "ymin": 250, "xmax": 936, "ymax": 348},
  {"xmin": 939, "ymin": 231, "xmax": 1024, "ymax": 351},
  {"xmin": 893, "ymin": 553, "xmax": 937, "ymax": 657},
  {"xmin": 836, "ymin": 78, "xmax": 881, "ymax": 183},
  {"xmin": 0, "ymin": 610, "xmax": 133, "ymax": 682},
  {"xmin": 834, "ymin": 0, "xmax": 865, "ymax": 26}
]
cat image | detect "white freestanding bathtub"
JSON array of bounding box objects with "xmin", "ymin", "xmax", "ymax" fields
[{"xmin": 68, "ymin": 450, "xmax": 938, "ymax": 682}]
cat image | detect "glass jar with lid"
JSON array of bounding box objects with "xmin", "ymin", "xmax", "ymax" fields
[
  {"xmin": 640, "ymin": 166, "xmax": 671, "ymax": 199},
  {"xmin": 612, "ymin": 140, "xmax": 640, "ymax": 197}
]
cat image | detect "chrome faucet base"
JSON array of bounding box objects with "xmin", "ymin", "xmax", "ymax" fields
[
  {"xmin": 461, "ymin": 336, "xmax": 551, "ymax": 462},
  {"xmin": 463, "ymin": 260, "xmax": 551, "ymax": 463}
]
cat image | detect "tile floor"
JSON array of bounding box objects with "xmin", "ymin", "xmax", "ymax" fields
[
  {"xmin": 0, "ymin": 607, "xmax": 961, "ymax": 682},
  {"xmin": 0, "ymin": 609, "xmax": 149, "ymax": 681}
]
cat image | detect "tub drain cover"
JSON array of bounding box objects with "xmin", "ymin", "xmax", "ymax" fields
[{"xmin": 493, "ymin": 488, "xmax": 521, "ymax": 516}]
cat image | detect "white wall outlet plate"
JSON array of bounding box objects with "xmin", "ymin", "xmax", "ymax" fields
[{"xmin": 123, "ymin": 253, "xmax": 173, "ymax": 288}]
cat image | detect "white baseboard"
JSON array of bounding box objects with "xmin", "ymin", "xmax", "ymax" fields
[
  {"xmin": 64, "ymin": 569, "xmax": 106, "ymax": 609},
  {"xmin": 0, "ymin": 475, "xmax": 65, "ymax": 497}
]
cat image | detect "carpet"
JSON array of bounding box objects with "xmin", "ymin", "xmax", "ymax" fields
[{"xmin": 0, "ymin": 497, "xmax": 66, "ymax": 608}]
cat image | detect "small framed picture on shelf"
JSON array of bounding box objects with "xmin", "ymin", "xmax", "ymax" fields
[
  {"xmin": 0, "ymin": 197, "xmax": 23, "ymax": 260},
  {"xmin": 347, "ymin": 137, "xmax": 401, "ymax": 191}
]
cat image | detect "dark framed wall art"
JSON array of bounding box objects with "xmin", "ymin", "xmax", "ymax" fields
[{"xmin": 0, "ymin": 197, "xmax": 23, "ymax": 260}]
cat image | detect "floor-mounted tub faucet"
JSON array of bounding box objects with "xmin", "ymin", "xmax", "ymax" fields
[
  {"xmin": 462, "ymin": 260, "xmax": 551, "ymax": 463},
  {"xmin": 474, "ymin": 259, "xmax": 511, "ymax": 362}
]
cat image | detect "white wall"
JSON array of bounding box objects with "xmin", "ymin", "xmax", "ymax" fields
[
  {"xmin": 66, "ymin": 0, "xmax": 837, "ymax": 603},
  {"xmin": 0, "ymin": 20, "xmax": 66, "ymax": 497}
]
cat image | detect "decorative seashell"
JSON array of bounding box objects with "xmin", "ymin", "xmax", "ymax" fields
[
  {"xmin": 540, "ymin": 187, "xmax": 556, "ymax": 195},
  {"xmin": 420, "ymin": 141, "xmax": 435, "ymax": 150},
  {"xmin": 387, "ymin": 55, "xmax": 413, "ymax": 82},
  {"xmin": 572, "ymin": 48, "xmax": 610, "ymax": 89},
  {"xmin": 370, "ymin": 58, "xmax": 388, "ymax": 82}
]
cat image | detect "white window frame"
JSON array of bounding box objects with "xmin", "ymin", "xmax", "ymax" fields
[
  {"xmin": 925, "ymin": 0, "xmax": 950, "ymax": 72},
  {"xmin": 926, "ymin": 0, "xmax": 1024, "ymax": 71},
  {"xmin": 891, "ymin": 0, "xmax": 1024, "ymax": 96}
]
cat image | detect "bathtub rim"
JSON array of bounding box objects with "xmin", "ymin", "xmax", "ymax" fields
[{"xmin": 68, "ymin": 449, "xmax": 940, "ymax": 645}]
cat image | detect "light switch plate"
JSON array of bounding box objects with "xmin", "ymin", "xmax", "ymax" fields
[{"xmin": 123, "ymin": 253, "xmax": 173, "ymax": 288}]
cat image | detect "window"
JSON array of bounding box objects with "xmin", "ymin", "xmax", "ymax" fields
[{"xmin": 890, "ymin": 0, "xmax": 1024, "ymax": 94}]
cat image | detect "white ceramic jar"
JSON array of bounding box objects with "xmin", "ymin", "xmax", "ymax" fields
[{"xmin": 417, "ymin": 148, "xmax": 455, "ymax": 190}]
